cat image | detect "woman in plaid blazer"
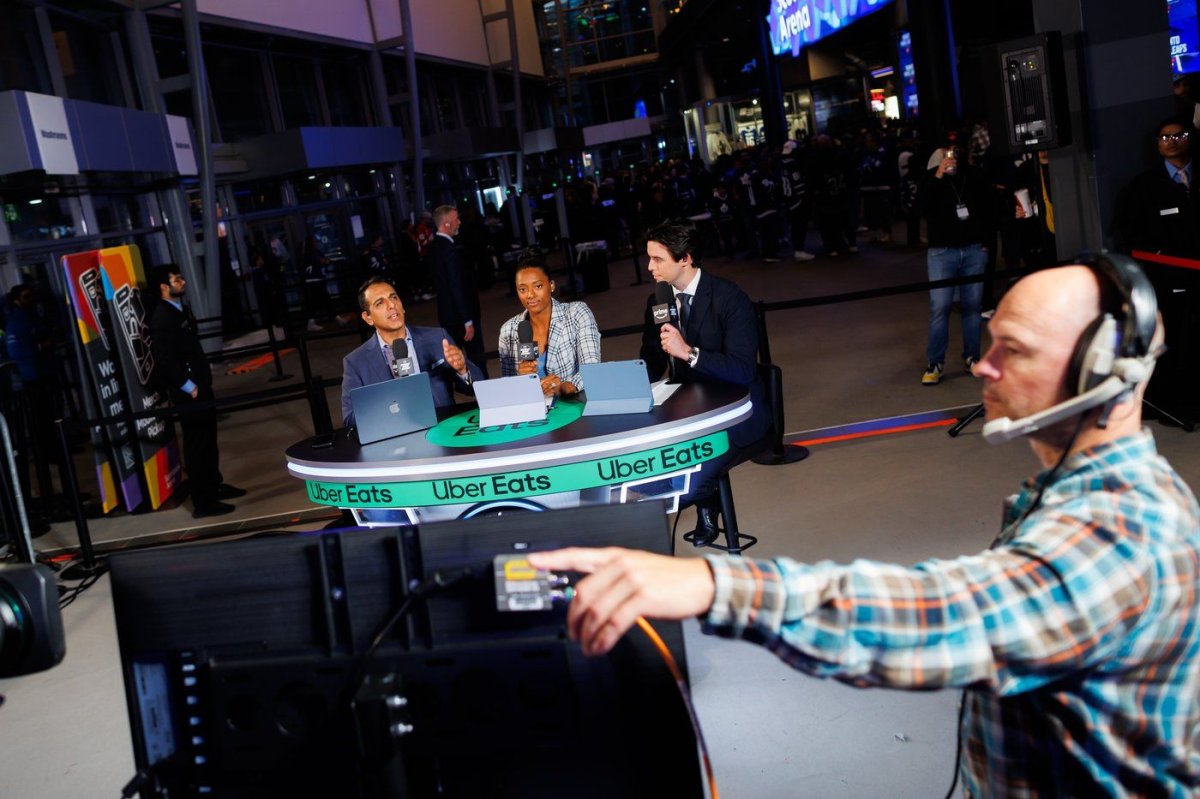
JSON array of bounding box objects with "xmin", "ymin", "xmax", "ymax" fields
[{"xmin": 498, "ymin": 261, "xmax": 601, "ymax": 396}]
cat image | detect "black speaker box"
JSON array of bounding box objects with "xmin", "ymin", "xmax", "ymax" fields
[{"xmin": 988, "ymin": 32, "xmax": 1072, "ymax": 152}]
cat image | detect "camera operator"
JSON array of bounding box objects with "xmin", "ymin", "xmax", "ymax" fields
[{"xmin": 532, "ymin": 263, "xmax": 1200, "ymax": 797}]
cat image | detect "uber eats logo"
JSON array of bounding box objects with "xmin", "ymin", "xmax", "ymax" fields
[
  {"xmin": 426, "ymin": 404, "xmax": 584, "ymax": 448},
  {"xmin": 304, "ymin": 432, "xmax": 730, "ymax": 508}
]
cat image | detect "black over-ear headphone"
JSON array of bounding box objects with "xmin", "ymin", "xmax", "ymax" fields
[
  {"xmin": 981, "ymin": 252, "xmax": 1162, "ymax": 444},
  {"xmin": 1067, "ymin": 252, "xmax": 1159, "ymax": 396}
]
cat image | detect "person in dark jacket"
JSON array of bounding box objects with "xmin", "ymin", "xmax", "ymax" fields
[
  {"xmin": 639, "ymin": 219, "xmax": 769, "ymax": 547},
  {"xmin": 148, "ymin": 265, "xmax": 245, "ymax": 518},
  {"xmin": 918, "ymin": 142, "xmax": 996, "ymax": 386},
  {"xmin": 1112, "ymin": 116, "xmax": 1200, "ymax": 259},
  {"xmin": 427, "ymin": 205, "xmax": 488, "ymax": 377}
]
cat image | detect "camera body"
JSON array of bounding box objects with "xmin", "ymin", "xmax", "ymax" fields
[{"xmin": 0, "ymin": 564, "xmax": 66, "ymax": 678}]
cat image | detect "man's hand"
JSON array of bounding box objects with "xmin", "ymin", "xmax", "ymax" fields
[
  {"xmin": 935, "ymin": 147, "xmax": 956, "ymax": 179},
  {"xmin": 516, "ymin": 359, "xmax": 538, "ymax": 376},
  {"xmin": 526, "ymin": 548, "xmax": 715, "ymax": 656},
  {"xmin": 442, "ymin": 338, "xmax": 467, "ymax": 376},
  {"xmin": 659, "ymin": 323, "xmax": 690, "ymax": 361},
  {"xmin": 463, "ymin": 324, "xmax": 476, "ymax": 342},
  {"xmin": 190, "ymin": 387, "xmax": 199, "ymax": 399}
]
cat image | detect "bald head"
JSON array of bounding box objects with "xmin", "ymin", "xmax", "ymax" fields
[
  {"xmin": 1000, "ymin": 265, "xmax": 1104, "ymax": 347},
  {"xmin": 977, "ymin": 265, "xmax": 1143, "ymax": 464}
]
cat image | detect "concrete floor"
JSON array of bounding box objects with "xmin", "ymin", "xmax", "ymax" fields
[{"xmin": 2, "ymin": 234, "xmax": 1198, "ymax": 798}]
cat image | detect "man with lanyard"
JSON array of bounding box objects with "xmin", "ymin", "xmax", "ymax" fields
[
  {"xmin": 534, "ymin": 262, "xmax": 1200, "ymax": 797},
  {"xmin": 918, "ymin": 138, "xmax": 996, "ymax": 385}
]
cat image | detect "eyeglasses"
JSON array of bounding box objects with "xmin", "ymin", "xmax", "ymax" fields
[{"xmin": 1159, "ymin": 131, "xmax": 1191, "ymax": 143}]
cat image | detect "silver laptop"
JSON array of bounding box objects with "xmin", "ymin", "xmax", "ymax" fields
[{"xmin": 350, "ymin": 373, "xmax": 438, "ymax": 444}]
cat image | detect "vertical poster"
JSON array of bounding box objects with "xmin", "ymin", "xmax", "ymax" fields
[
  {"xmin": 97, "ymin": 245, "xmax": 182, "ymax": 510},
  {"xmin": 61, "ymin": 250, "xmax": 143, "ymax": 512}
]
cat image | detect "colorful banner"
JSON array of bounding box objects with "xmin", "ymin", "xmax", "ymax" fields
[
  {"xmin": 305, "ymin": 431, "xmax": 728, "ymax": 508},
  {"xmin": 97, "ymin": 246, "xmax": 181, "ymax": 509},
  {"xmin": 61, "ymin": 251, "xmax": 143, "ymax": 512}
]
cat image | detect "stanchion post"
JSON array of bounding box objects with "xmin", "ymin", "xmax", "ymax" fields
[
  {"xmin": 755, "ymin": 301, "xmax": 773, "ymax": 365},
  {"xmin": 54, "ymin": 418, "xmax": 106, "ymax": 580},
  {"xmin": 630, "ymin": 236, "xmax": 644, "ymax": 285},
  {"xmin": 751, "ymin": 302, "xmax": 809, "ymax": 466},
  {"xmin": 265, "ymin": 322, "xmax": 291, "ymax": 382},
  {"xmin": 307, "ymin": 375, "xmax": 333, "ymax": 436}
]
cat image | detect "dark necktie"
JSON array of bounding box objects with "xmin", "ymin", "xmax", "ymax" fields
[{"xmin": 678, "ymin": 292, "xmax": 692, "ymax": 330}]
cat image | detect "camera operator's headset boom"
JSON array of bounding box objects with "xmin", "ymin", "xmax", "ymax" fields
[{"xmin": 982, "ymin": 252, "xmax": 1162, "ymax": 444}]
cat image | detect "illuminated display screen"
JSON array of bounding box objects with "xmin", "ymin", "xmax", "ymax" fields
[
  {"xmin": 1169, "ymin": 0, "xmax": 1199, "ymax": 75},
  {"xmin": 898, "ymin": 30, "xmax": 918, "ymax": 118},
  {"xmin": 768, "ymin": 0, "xmax": 894, "ymax": 58}
]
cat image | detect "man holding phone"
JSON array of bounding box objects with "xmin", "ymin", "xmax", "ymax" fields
[{"xmin": 918, "ymin": 135, "xmax": 997, "ymax": 385}]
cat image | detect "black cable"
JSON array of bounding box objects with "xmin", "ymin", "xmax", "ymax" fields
[
  {"xmin": 345, "ymin": 568, "xmax": 475, "ymax": 705},
  {"xmin": 943, "ymin": 412, "xmax": 1088, "ymax": 799},
  {"xmin": 58, "ymin": 570, "xmax": 103, "ymax": 610}
]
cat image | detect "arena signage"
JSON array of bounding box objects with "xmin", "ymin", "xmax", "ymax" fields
[{"xmin": 769, "ymin": 0, "xmax": 894, "ymax": 59}]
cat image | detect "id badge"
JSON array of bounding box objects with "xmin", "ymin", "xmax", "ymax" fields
[{"xmin": 956, "ymin": 203, "xmax": 970, "ymax": 221}]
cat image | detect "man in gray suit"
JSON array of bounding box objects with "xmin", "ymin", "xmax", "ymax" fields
[{"xmin": 341, "ymin": 276, "xmax": 483, "ymax": 428}]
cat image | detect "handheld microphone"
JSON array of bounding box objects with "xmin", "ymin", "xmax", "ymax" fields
[
  {"xmin": 517, "ymin": 319, "xmax": 539, "ymax": 362},
  {"xmin": 652, "ymin": 282, "xmax": 679, "ymax": 327},
  {"xmin": 980, "ymin": 353, "xmax": 1156, "ymax": 444},
  {"xmin": 391, "ymin": 338, "xmax": 414, "ymax": 377},
  {"xmin": 652, "ymin": 282, "xmax": 680, "ymax": 382}
]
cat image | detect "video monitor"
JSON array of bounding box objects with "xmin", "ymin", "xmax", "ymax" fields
[{"xmin": 110, "ymin": 502, "xmax": 703, "ymax": 798}]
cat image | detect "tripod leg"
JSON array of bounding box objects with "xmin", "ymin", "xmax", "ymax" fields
[{"xmin": 948, "ymin": 403, "xmax": 986, "ymax": 438}]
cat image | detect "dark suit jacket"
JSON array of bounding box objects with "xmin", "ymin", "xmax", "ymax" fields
[
  {"xmin": 427, "ymin": 234, "xmax": 480, "ymax": 342},
  {"xmin": 148, "ymin": 299, "xmax": 211, "ymax": 399},
  {"xmin": 639, "ymin": 271, "xmax": 769, "ymax": 448},
  {"xmin": 341, "ymin": 325, "xmax": 483, "ymax": 427},
  {"xmin": 1112, "ymin": 163, "xmax": 1200, "ymax": 259}
]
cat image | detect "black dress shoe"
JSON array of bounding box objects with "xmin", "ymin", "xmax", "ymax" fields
[
  {"xmin": 689, "ymin": 506, "xmax": 721, "ymax": 548},
  {"xmin": 216, "ymin": 483, "xmax": 247, "ymax": 500},
  {"xmin": 193, "ymin": 501, "xmax": 235, "ymax": 519}
]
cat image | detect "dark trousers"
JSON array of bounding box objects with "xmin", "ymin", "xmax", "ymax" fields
[
  {"xmin": 178, "ymin": 385, "xmax": 222, "ymax": 507},
  {"xmin": 460, "ymin": 332, "xmax": 489, "ymax": 379},
  {"xmin": 757, "ymin": 211, "xmax": 782, "ymax": 258},
  {"xmin": 788, "ymin": 204, "xmax": 810, "ymax": 253},
  {"xmin": 681, "ymin": 440, "xmax": 753, "ymax": 510},
  {"xmin": 816, "ymin": 210, "xmax": 849, "ymax": 254}
]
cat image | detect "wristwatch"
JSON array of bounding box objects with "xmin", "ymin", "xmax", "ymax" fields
[{"xmin": 687, "ymin": 346, "xmax": 700, "ymax": 367}]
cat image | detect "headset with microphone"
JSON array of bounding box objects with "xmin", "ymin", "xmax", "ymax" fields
[{"xmin": 981, "ymin": 252, "xmax": 1162, "ymax": 445}]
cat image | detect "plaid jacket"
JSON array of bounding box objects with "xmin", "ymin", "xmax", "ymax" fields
[
  {"xmin": 704, "ymin": 430, "xmax": 1200, "ymax": 797},
  {"xmin": 498, "ymin": 298, "xmax": 601, "ymax": 389}
]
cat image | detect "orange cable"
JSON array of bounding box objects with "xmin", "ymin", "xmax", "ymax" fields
[{"xmin": 635, "ymin": 616, "xmax": 719, "ymax": 799}]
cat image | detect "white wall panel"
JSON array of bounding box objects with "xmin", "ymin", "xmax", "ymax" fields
[{"xmin": 198, "ymin": 0, "xmax": 375, "ymax": 43}]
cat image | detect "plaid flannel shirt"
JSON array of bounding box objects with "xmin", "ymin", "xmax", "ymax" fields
[
  {"xmin": 704, "ymin": 430, "xmax": 1200, "ymax": 797},
  {"xmin": 498, "ymin": 298, "xmax": 601, "ymax": 389}
]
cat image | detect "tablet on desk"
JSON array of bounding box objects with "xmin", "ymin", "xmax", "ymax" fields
[
  {"xmin": 474, "ymin": 374, "xmax": 547, "ymax": 427},
  {"xmin": 581, "ymin": 360, "xmax": 653, "ymax": 416},
  {"xmin": 350, "ymin": 373, "xmax": 438, "ymax": 444}
]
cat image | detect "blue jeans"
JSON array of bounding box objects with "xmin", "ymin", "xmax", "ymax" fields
[{"xmin": 926, "ymin": 244, "xmax": 986, "ymax": 365}]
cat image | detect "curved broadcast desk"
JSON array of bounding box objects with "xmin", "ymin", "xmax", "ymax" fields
[{"xmin": 285, "ymin": 381, "xmax": 751, "ymax": 524}]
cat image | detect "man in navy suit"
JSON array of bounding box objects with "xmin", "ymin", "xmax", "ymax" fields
[
  {"xmin": 639, "ymin": 219, "xmax": 770, "ymax": 546},
  {"xmin": 427, "ymin": 205, "xmax": 488, "ymax": 376},
  {"xmin": 341, "ymin": 276, "xmax": 483, "ymax": 428}
]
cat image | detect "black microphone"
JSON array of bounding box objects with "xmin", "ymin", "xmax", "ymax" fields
[
  {"xmin": 652, "ymin": 281, "xmax": 679, "ymax": 327},
  {"xmin": 517, "ymin": 319, "xmax": 539, "ymax": 362},
  {"xmin": 391, "ymin": 338, "xmax": 414, "ymax": 377},
  {"xmin": 652, "ymin": 282, "xmax": 679, "ymax": 382}
]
